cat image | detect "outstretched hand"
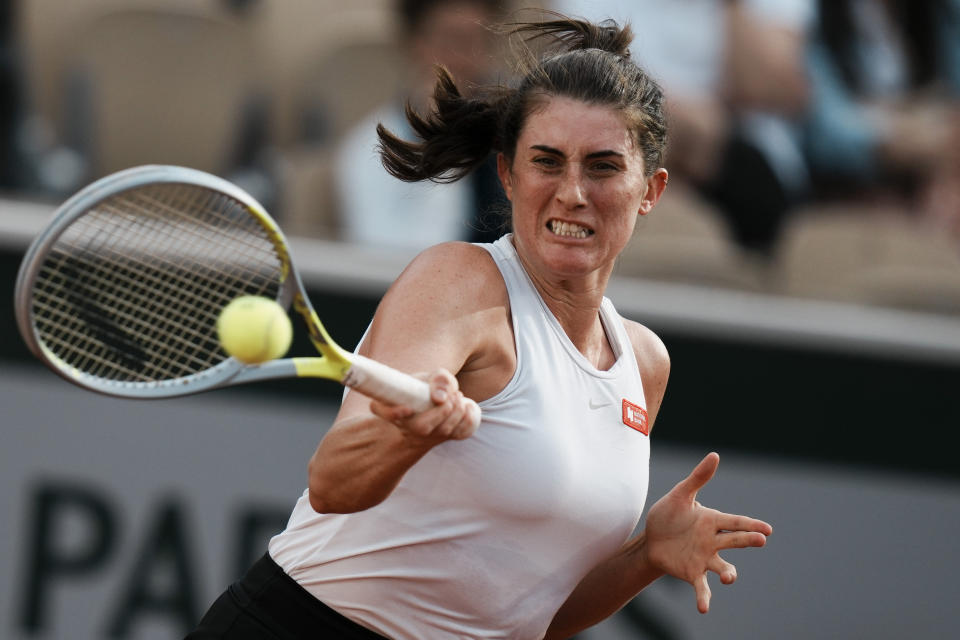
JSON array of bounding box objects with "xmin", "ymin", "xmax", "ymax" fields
[{"xmin": 644, "ymin": 452, "xmax": 772, "ymax": 614}]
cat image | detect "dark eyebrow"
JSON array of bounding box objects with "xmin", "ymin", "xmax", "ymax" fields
[
  {"xmin": 530, "ymin": 144, "xmax": 563, "ymax": 156},
  {"xmin": 530, "ymin": 144, "xmax": 624, "ymax": 161}
]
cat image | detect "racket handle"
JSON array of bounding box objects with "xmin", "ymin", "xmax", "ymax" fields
[
  {"xmin": 345, "ymin": 356, "xmax": 482, "ymax": 432},
  {"xmin": 344, "ymin": 354, "xmax": 434, "ymax": 412}
]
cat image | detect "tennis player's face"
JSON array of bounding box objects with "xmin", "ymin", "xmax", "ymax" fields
[{"xmin": 498, "ymin": 96, "xmax": 666, "ymax": 281}]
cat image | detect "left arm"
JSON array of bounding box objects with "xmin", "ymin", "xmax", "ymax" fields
[
  {"xmin": 544, "ymin": 530, "xmax": 662, "ymax": 639},
  {"xmin": 545, "ymin": 324, "xmax": 773, "ymax": 639}
]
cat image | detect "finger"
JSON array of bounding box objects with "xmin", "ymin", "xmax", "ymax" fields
[
  {"xmin": 451, "ymin": 399, "xmax": 481, "ymax": 440},
  {"xmin": 428, "ymin": 369, "xmax": 459, "ymax": 405},
  {"xmin": 369, "ymin": 399, "xmax": 414, "ymax": 424},
  {"xmin": 411, "ymin": 389, "xmax": 474, "ymax": 440},
  {"xmin": 694, "ymin": 572, "xmax": 711, "ymax": 614},
  {"xmin": 707, "ymin": 556, "xmax": 737, "ymax": 585},
  {"xmin": 716, "ymin": 530, "xmax": 769, "ymax": 550},
  {"xmin": 676, "ymin": 452, "xmax": 720, "ymax": 500},
  {"xmin": 405, "ymin": 394, "xmax": 460, "ymax": 438},
  {"xmin": 718, "ymin": 513, "xmax": 774, "ymax": 536},
  {"xmin": 434, "ymin": 390, "xmax": 467, "ymax": 437},
  {"xmin": 370, "ymin": 369, "xmax": 450, "ymax": 423}
]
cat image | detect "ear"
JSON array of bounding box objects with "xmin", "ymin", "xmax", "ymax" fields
[
  {"xmin": 638, "ymin": 168, "xmax": 669, "ymax": 216},
  {"xmin": 496, "ymin": 153, "xmax": 513, "ymax": 201}
]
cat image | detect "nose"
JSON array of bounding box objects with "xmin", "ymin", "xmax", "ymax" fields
[{"xmin": 556, "ymin": 167, "xmax": 587, "ymax": 209}]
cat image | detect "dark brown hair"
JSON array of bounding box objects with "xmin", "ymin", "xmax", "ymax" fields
[{"xmin": 377, "ymin": 14, "xmax": 667, "ymax": 182}]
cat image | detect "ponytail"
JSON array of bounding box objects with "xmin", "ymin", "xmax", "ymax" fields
[
  {"xmin": 510, "ymin": 17, "xmax": 633, "ymax": 59},
  {"xmin": 377, "ymin": 12, "xmax": 666, "ymax": 182},
  {"xmin": 377, "ymin": 68, "xmax": 502, "ymax": 183}
]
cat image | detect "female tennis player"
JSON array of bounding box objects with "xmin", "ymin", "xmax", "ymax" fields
[{"xmin": 188, "ymin": 14, "xmax": 772, "ymax": 640}]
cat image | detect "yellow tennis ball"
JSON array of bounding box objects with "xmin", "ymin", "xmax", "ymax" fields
[{"xmin": 216, "ymin": 296, "xmax": 292, "ymax": 364}]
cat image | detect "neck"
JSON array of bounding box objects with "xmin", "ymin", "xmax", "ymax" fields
[{"xmin": 516, "ymin": 249, "xmax": 615, "ymax": 369}]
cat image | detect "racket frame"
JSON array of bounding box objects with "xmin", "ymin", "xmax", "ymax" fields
[{"xmin": 14, "ymin": 165, "xmax": 359, "ymax": 399}]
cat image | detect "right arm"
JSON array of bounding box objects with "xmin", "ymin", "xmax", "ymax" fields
[{"xmin": 307, "ymin": 242, "xmax": 509, "ymax": 513}]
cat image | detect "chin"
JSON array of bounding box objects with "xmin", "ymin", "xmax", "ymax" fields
[{"xmin": 543, "ymin": 250, "xmax": 604, "ymax": 277}]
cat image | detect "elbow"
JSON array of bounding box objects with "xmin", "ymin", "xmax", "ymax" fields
[
  {"xmin": 306, "ymin": 464, "xmax": 343, "ymax": 513},
  {"xmin": 307, "ymin": 461, "xmax": 384, "ymax": 514},
  {"xmin": 307, "ymin": 487, "xmax": 331, "ymax": 514},
  {"xmin": 307, "ymin": 457, "xmax": 339, "ymax": 513},
  {"xmin": 307, "ymin": 481, "xmax": 357, "ymax": 514},
  {"xmin": 307, "ymin": 487, "xmax": 383, "ymax": 514}
]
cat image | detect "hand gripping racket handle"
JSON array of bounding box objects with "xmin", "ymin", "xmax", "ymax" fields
[
  {"xmin": 344, "ymin": 355, "xmax": 434, "ymax": 412},
  {"xmin": 343, "ymin": 355, "xmax": 481, "ymax": 431}
]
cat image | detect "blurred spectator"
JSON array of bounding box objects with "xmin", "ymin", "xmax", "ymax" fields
[
  {"xmin": 0, "ymin": 0, "xmax": 27, "ymax": 190},
  {"xmin": 333, "ymin": 0, "xmax": 507, "ymax": 251},
  {"xmin": 803, "ymin": 0, "xmax": 960, "ymax": 236},
  {"xmin": 222, "ymin": 0, "xmax": 261, "ymax": 15},
  {"xmin": 0, "ymin": 0, "xmax": 72, "ymax": 197},
  {"xmin": 550, "ymin": 0, "xmax": 815, "ymax": 254},
  {"xmin": 4, "ymin": 1, "xmax": 277, "ymax": 203}
]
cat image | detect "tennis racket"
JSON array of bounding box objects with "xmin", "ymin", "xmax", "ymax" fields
[{"xmin": 14, "ymin": 164, "xmax": 451, "ymax": 419}]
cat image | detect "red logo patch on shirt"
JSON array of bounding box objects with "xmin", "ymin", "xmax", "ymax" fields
[{"xmin": 622, "ymin": 399, "xmax": 649, "ymax": 435}]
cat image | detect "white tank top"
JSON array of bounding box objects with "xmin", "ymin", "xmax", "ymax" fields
[{"xmin": 268, "ymin": 235, "xmax": 651, "ymax": 639}]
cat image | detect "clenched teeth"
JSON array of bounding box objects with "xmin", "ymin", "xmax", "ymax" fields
[{"xmin": 548, "ymin": 220, "xmax": 593, "ymax": 239}]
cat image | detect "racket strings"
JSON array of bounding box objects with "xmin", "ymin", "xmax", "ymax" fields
[
  {"xmin": 31, "ymin": 183, "xmax": 284, "ymax": 383},
  {"xmin": 37, "ymin": 196, "xmax": 275, "ymax": 380},
  {"xmin": 38, "ymin": 249, "xmax": 222, "ymax": 379}
]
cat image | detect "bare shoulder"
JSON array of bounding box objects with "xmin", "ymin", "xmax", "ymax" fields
[
  {"xmin": 389, "ymin": 241, "xmax": 505, "ymax": 303},
  {"xmin": 357, "ymin": 241, "xmax": 510, "ymax": 383},
  {"xmin": 622, "ymin": 320, "xmax": 670, "ymax": 376},
  {"xmin": 621, "ymin": 318, "xmax": 671, "ymax": 428}
]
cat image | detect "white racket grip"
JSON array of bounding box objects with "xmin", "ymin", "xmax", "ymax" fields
[
  {"xmin": 343, "ymin": 355, "xmax": 481, "ymax": 431},
  {"xmin": 343, "ymin": 354, "xmax": 433, "ymax": 412}
]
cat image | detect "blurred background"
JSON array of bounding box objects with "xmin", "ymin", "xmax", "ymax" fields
[{"xmin": 1, "ymin": 0, "xmax": 959, "ymax": 638}]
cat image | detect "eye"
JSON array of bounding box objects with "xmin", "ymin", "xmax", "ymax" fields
[
  {"xmin": 589, "ymin": 160, "xmax": 621, "ymax": 173},
  {"xmin": 533, "ymin": 155, "xmax": 560, "ymax": 169}
]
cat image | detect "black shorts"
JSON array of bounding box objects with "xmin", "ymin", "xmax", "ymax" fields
[{"xmin": 185, "ymin": 553, "xmax": 388, "ymax": 639}]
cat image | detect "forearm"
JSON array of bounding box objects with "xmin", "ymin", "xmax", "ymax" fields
[
  {"xmin": 544, "ymin": 531, "xmax": 664, "ymax": 640},
  {"xmin": 307, "ymin": 413, "xmax": 436, "ymax": 513}
]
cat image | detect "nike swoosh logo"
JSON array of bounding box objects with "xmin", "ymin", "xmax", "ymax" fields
[{"xmin": 588, "ymin": 399, "xmax": 612, "ymax": 410}]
